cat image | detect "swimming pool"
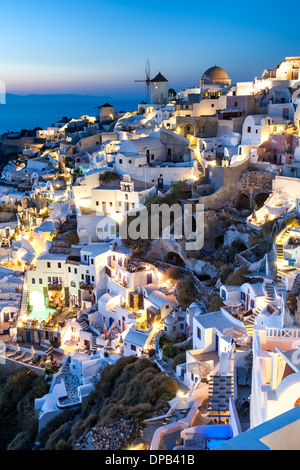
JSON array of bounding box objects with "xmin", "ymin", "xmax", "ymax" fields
[{"xmin": 28, "ymin": 306, "xmax": 56, "ymax": 322}]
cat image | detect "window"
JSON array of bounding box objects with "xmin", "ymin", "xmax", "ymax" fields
[
  {"xmin": 96, "ymin": 201, "xmax": 99, "ymax": 206},
  {"xmin": 247, "ymin": 127, "xmax": 251, "ymax": 133},
  {"xmin": 39, "ymin": 278, "xmax": 42, "ymax": 284},
  {"xmin": 180, "ymin": 323, "xmax": 184, "ymax": 330},
  {"xmin": 47, "ymin": 262, "xmax": 51, "ymax": 268},
  {"xmin": 91, "ymin": 258, "xmax": 94, "ymax": 265},
  {"xmin": 48, "ymin": 277, "xmax": 51, "ymax": 283},
  {"xmin": 58, "ymin": 262, "xmax": 61, "ymax": 269},
  {"xmin": 131, "ymin": 344, "xmax": 137, "ymax": 351},
  {"xmin": 74, "ymin": 268, "xmax": 77, "ymax": 274},
  {"xmin": 119, "ymin": 159, "xmax": 123, "ymax": 164},
  {"xmin": 91, "ymin": 276, "xmax": 95, "ymax": 282},
  {"xmin": 68, "ymin": 267, "xmax": 71, "ymax": 273},
  {"xmin": 197, "ymin": 327, "xmax": 201, "ymax": 340},
  {"xmin": 84, "ymin": 255, "xmax": 87, "ymax": 261},
  {"xmin": 32, "ymin": 278, "xmax": 35, "ymax": 284},
  {"xmin": 81, "ymin": 274, "xmax": 84, "ymax": 280},
  {"xmin": 129, "ymin": 160, "xmax": 132, "ymax": 164}
]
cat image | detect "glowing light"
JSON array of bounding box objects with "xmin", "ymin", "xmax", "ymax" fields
[{"xmin": 29, "ymin": 291, "xmax": 45, "ymax": 310}]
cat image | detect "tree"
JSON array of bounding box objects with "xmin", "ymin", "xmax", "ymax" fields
[
  {"xmin": 208, "ymin": 293, "xmax": 224, "ymax": 312},
  {"xmin": 165, "ymin": 266, "xmax": 182, "ymax": 280},
  {"xmin": 224, "ymin": 266, "xmax": 249, "ymax": 286},
  {"xmin": 176, "ymin": 276, "xmax": 197, "ymax": 307}
]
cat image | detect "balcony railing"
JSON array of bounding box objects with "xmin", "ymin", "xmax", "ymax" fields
[
  {"xmin": 79, "ymin": 282, "xmax": 94, "ymax": 291},
  {"xmin": 48, "ymin": 283, "xmax": 63, "ymax": 291}
]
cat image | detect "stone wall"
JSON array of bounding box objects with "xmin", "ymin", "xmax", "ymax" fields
[
  {"xmin": 237, "ymin": 170, "xmax": 275, "ymax": 200},
  {"xmin": 198, "ymin": 155, "xmax": 251, "ymax": 210}
]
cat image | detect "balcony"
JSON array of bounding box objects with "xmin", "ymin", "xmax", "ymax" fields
[
  {"xmin": 48, "ymin": 283, "xmax": 63, "ymax": 291},
  {"xmin": 79, "ymin": 281, "xmax": 94, "ymax": 291}
]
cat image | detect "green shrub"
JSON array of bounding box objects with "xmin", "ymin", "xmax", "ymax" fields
[
  {"xmin": 7, "ymin": 431, "xmax": 32, "ymax": 450},
  {"xmin": 176, "ymin": 276, "xmax": 197, "ymax": 307},
  {"xmin": 224, "ymin": 265, "xmax": 249, "ymax": 286},
  {"xmin": 208, "ymin": 293, "xmax": 224, "ymax": 312},
  {"xmin": 165, "ymin": 266, "xmax": 182, "ymax": 280},
  {"xmin": 219, "ymin": 264, "xmax": 234, "ymax": 282},
  {"xmin": 162, "ymin": 342, "xmax": 175, "ymax": 359},
  {"xmin": 172, "ymin": 352, "xmax": 186, "ymax": 371}
]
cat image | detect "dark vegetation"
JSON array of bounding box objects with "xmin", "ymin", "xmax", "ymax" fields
[
  {"xmin": 159, "ymin": 334, "xmax": 192, "ymax": 370},
  {"xmin": 36, "ymin": 356, "xmax": 177, "ymax": 450},
  {"xmin": 176, "ymin": 276, "xmax": 198, "ymax": 307},
  {"xmin": 0, "ymin": 369, "xmax": 49, "ymax": 450}
]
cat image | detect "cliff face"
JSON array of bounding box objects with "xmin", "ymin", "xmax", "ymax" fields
[{"xmin": 146, "ymin": 210, "xmax": 258, "ymax": 278}]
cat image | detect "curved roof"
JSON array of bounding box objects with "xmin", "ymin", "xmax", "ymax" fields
[
  {"xmin": 151, "ymin": 72, "xmax": 168, "ymax": 82},
  {"xmin": 202, "ymin": 66, "xmax": 229, "ymax": 83},
  {"xmin": 148, "ymin": 290, "xmax": 176, "ymax": 308}
]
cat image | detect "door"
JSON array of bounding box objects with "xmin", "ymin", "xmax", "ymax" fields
[{"xmin": 26, "ymin": 331, "xmax": 31, "ymax": 343}]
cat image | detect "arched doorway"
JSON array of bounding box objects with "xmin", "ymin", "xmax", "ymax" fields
[
  {"xmin": 253, "ymin": 192, "xmax": 269, "ymax": 210},
  {"xmin": 164, "ymin": 251, "xmax": 185, "ymax": 267},
  {"xmin": 233, "ymin": 193, "xmax": 250, "ymax": 210}
]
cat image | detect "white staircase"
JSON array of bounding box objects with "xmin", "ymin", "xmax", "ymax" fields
[
  {"xmin": 20, "ymin": 272, "xmax": 29, "ymax": 318},
  {"xmin": 78, "ymin": 317, "xmax": 98, "ymax": 352},
  {"xmin": 244, "ymin": 282, "xmax": 277, "ymax": 336}
]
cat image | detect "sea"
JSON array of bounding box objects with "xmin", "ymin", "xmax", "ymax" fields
[{"xmin": 0, "ymin": 93, "xmax": 140, "ymax": 135}]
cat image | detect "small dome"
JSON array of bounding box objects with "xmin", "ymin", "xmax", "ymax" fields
[{"xmin": 202, "ymin": 66, "xmax": 229, "ymax": 84}]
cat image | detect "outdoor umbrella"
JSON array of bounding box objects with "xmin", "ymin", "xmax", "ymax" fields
[
  {"xmin": 222, "ymin": 326, "xmax": 246, "ymax": 339},
  {"xmin": 223, "ymin": 300, "xmax": 242, "ymax": 308},
  {"xmin": 223, "ymin": 300, "xmax": 242, "ymax": 316},
  {"xmin": 187, "ymin": 361, "xmax": 211, "ymax": 376}
]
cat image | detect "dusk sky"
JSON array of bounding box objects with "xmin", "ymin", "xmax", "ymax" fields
[{"xmin": 1, "ymin": 0, "xmax": 300, "ymax": 99}]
